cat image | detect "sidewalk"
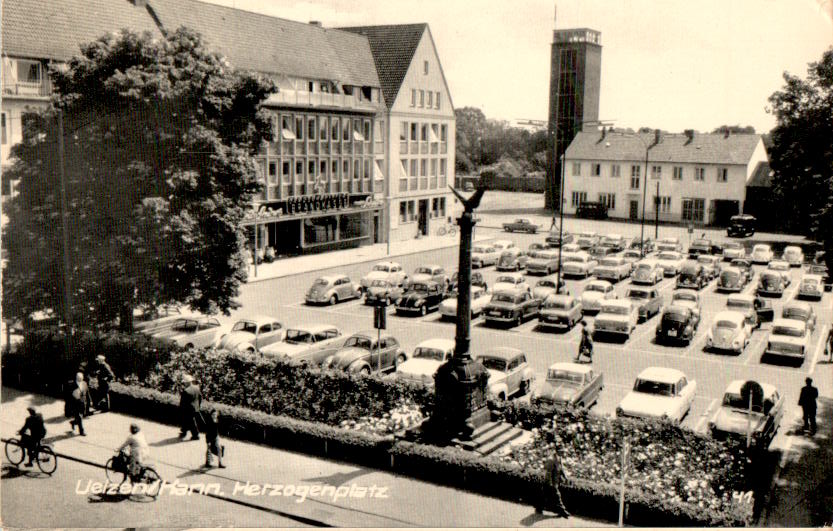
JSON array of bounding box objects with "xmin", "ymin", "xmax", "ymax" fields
[{"xmin": 0, "ymin": 387, "xmax": 605, "ymax": 528}]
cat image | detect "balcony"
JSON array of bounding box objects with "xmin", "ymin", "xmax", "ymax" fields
[
  {"xmin": 265, "ymin": 90, "xmax": 380, "ymax": 113},
  {"xmin": 2, "ymin": 81, "xmax": 49, "ymax": 99}
]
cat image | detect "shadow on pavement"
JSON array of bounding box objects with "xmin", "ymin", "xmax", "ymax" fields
[
  {"xmin": 519, "ymin": 511, "xmax": 559, "ymax": 526},
  {"xmin": 88, "ymin": 492, "xmax": 131, "ymax": 504},
  {"xmin": 43, "ymin": 432, "xmax": 77, "ymax": 445},
  {"xmin": 177, "ymin": 465, "xmax": 212, "ymax": 479},
  {"xmin": 1, "ymin": 387, "xmax": 59, "ymax": 407},
  {"xmin": 2, "ymin": 464, "xmax": 27, "ymax": 479},
  {"xmin": 150, "ymin": 436, "xmax": 187, "ymax": 447},
  {"xmin": 305, "ymin": 466, "xmax": 372, "ymax": 487},
  {"xmin": 44, "ymin": 415, "xmax": 68, "ymax": 425}
]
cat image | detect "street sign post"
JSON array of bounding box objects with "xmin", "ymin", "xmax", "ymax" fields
[{"xmin": 373, "ymin": 303, "xmax": 386, "ymax": 372}]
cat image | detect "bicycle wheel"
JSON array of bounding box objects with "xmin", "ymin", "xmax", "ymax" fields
[
  {"xmin": 36, "ymin": 445, "xmax": 57, "ymax": 475},
  {"xmin": 437, "ymin": 226, "xmax": 447, "ymax": 236},
  {"xmin": 140, "ymin": 467, "xmax": 162, "ymax": 498},
  {"xmin": 105, "ymin": 457, "xmax": 126, "ymax": 484},
  {"xmin": 4, "ymin": 439, "xmax": 24, "ymax": 466},
  {"xmin": 448, "ymin": 226, "xmax": 457, "ymax": 236}
]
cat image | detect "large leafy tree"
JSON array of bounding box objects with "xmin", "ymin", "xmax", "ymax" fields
[{"xmin": 2, "ymin": 27, "xmax": 276, "ymax": 332}]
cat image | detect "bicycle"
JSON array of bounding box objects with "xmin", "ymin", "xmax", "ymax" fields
[
  {"xmin": 105, "ymin": 452, "xmax": 162, "ymax": 498},
  {"xmin": 436, "ymin": 224, "xmax": 457, "ymax": 237},
  {"xmin": 4, "ymin": 438, "xmax": 58, "ymax": 475}
]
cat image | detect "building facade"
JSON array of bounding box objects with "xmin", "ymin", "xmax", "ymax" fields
[{"xmin": 563, "ymin": 130, "xmax": 768, "ymax": 226}]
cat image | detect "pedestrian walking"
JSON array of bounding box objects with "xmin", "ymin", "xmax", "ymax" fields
[
  {"xmin": 574, "ymin": 321, "xmax": 593, "ymax": 363},
  {"xmin": 203, "ymin": 409, "xmax": 225, "ymax": 468},
  {"xmin": 93, "ymin": 354, "xmax": 115, "ymax": 412},
  {"xmin": 77, "ymin": 361, "xmax": 93, "ymax": 416},
  {"xmin": 534, "ymin": 450, "xmax": 571, "ymax": 518},
  {"xmin": 798, "ymin": 377, "xmax": 818, "ymax": 435},
  {"xmin": 179, "ymin": 374, "xmax": 202, "ymax": 440},
  {"xmin": 825, "ymin": 328, "xmax": 833, "ymax": 363},
  {"xmin": 66, "ymin": 372, "xmax": 88, "ymax": 436}
]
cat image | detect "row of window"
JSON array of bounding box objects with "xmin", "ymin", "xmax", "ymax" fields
[
  {"xmin": 410, "ymin": 89, "xmax": 442, "ymax": 110},
  {"xmin": 570, "ymin": 192, "xmax": 706, "ymax": 221},
  {"xmin": 398, "ymin": 158, "xmax": 449, "ymax": 192},
  {"xmin": 261, "ymin": 157, "xmax": 378, "ymax": 185},
  {"xmin": 399, "ymin": 121, "xmax": 448, "ymax": 143},
  {"xmin": 574, "ymin": 162, "xmax": 729, "ymax": 183},
  {"xmin": 398, "ymin": 197, "xmax": 447, "ymax": 223},
  {"xmin": 272, "ymin": 114, "xmax": 382, "ymax": 143}
]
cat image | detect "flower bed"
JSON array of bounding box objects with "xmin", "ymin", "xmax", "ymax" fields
[{"xmin": 339, "ymin": 400, "xmax": 424, "ymax": 436}]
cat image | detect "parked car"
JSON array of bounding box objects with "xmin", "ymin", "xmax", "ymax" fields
[
  {"xmin": 616, "ymin": 367, "xmax": 697, "ymax": 424},
  {"xmin": 449, "ymin": 271, "xmax": 487, "ymax": 292},
  {"xmin": 575, "ymin": 201, "xmax": 608, "ymax": 220},
  {"xmin": 306, "ymin": 274, "xmax": 361, "ymax": 305},
  {"xmin": 259, "ymin": 324, "xmax": 344, "ymax": 366},
  {"xmin": 782, "ymin": 246, "xmax": 804, "ymax": 267},
  {"xmin": 528, "ymin": 242, "xmax": 545, "ymax": 252},
  {"xmin": 532, "ymin": 276, "xmax": 566, "ymax": 301},
  {"xmin": 411, "ymin": 264, "xmax": 450, "ymax": 288},
  {"xmin": 151, "ymin": 316, "xmax": 222, "ymax": 349},
  {"xmin": 600, "ymin": 234, "xmax": 626, "ymax": 252},
  {"xmin": 709, "ymin": 380, "xmax": 784, "ymax": 449},
  {"xmin": 781, "ymin": 300, "xmax": 816, "ymax": 333},
  {"xmin": 727, "ymin": 214, "xmax": 756, "ymax": 237},
  {"xmin": 632, "ymin": 260, "xmax": 664, "ymax": 285},
  {"xmin": 621, "ymin": 249, "xmax": 643, "ymax": 266},
  {"xmin": 764, "ymin": 318, "xmax": 811, "ymax": 361},
  {"xmin": 476, "ymin": 348, "xmax": 535, "ymax": 400},
  {"xmin": 626, "ymin": 287, "xmax": 663, "ymax": 321},
  {"xmin": 798, "ymin": 274, "xmax": 824, "ymax": 301},
  {"xmin": 395, "ymin": 338, "xmax": 454, "ymax": 387},
  {"xmin": 439, "ymin": 286, "xmax": 492, "ymax": 320},
  {"xmin": 493, "ymin": 272, "xmax": 531, "ymax": 293},
  {"xmin": 670, "ymin": 289, "xmax": 702, "ymax": 322},
  {"xmin": 324, "ymin": 331, "xmax": 406, "ymax": 374},
  {"xmin": 805, "ymin": 263, "xmax": 831, "ymax": 291},
  {"xmin": 525, "ymin": 249, "xmax": 562, "ymax": 275},
  {"xmin": 575, "ymin": 232, "xmax": 600, "ymax": 250},
  {"xmin": 717, "ymin": 266, "xmax": 748, "ymax": 292},
  {"xmin": 726, "ymin": 293, "xmax": 773, "ymax": 329},
  {"xmin": 706, "ymin": 311, "xmax": 750, "ymax": 354},
  {"xmin": 629, "ymin": 237, "xmax": 655, "ymax": 254},
  {"xmin": 491, "ymin": 239, "xmax": 517, "ymax": 252},
  {"xmin": 751, "ymin": 243, "xmax": 774, "ymax": 265},
  {"xmin": 471, "ymin": 244, "xmax": 501, "ymax": 268},
  {"xmin": 483, "ymin": 289, "xmax": 540, "ymax": 328},
  {"xmin": 496, "ymin": 248, "xmax": 529, "ymax": 271},
  {"xmin": 503, "ymin": 218, "xmax": 539, "ymax": 234},
  {"xmin": 593, "ymin": 300, "xmax": 638, "ymax": 338},
  {"xmin": 688, "ymin": 238, "xmax": 722, "ymax": 257},
  {"xmin": 655, "ymin": 305, "xmax": 699, "ymax": 345},
  {"xmin": 364, "ymin": 278, "xmax": 407, "ymax": 306},
  {"xmin": 676, "ymin": 261, "xmax": 707, "ymax": 289},
  {"xmin": 722, "ymin": 241, "xmax": 746, "ymax": 262},
  {"xmin": 360, "ymin": 261, "xmax": 408, "ymax": 291},
  {"xmin": 538, "ymin": 294, "xmax": 583, "ymax": 330},
  {"xmin": 214, "ymin": 316, "xmax": 285, "ymax": 353},
  {"xmin": 594, "ymin": 256, "xmax": 632, "ymax": 283},
  {"xmin": 395, "ymin": 281, "xmax": 446, "ymax": 316},
  {"xmin": 757, "ymin": 270, "xmax": 787, "ymax": 297},
  {"xmin": 656, "ymin": 251, "xmax": 685, "ymax": 277},
  {"xmin": 768, "ymin": 260, "xmax": 793, "ymax": 286},
  {"xmin": 656, "ymin": 237, "xmax": 683, "ymax": 253},
  {"xmin": 561, "ymin": 243, "xmax": 581, "ymax": 254},
  {"xmin": 731, "ymin": 258, "xmax": 755, "ymax": 282},
  {"xmin": 545, "ymin": 229, "xmax": 574, "ymax": 248},
  {"xmin": 697, "ymin": 254, "xmax": 722, "ymax": 281},
  {"xmin": 580, "ymin": 280, "xmax": 617, "ymax": 313},
  {"xmin": 531, "ymin": 362, "xmax": 604, "ymax": 408},
  {"xmin": 561, "ymin": 251, "xmax": 598, "ymax": 278}
]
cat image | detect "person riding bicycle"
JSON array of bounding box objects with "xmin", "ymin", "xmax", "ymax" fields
[
  {"xmin": 19, "ymin": 407, "xmax": 46, "ymax": 467},
  {"xmin": 574, "ymin": 321, "xmax": 593, "ymax": 363},
  {"xmin": 118, "ymin": 423, "xmax": 149, "ymax": 479}
]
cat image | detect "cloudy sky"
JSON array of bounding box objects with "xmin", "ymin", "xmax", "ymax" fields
[{"xmin": 207, "ymin": 0, "xmax": 831, "ymax": 133}]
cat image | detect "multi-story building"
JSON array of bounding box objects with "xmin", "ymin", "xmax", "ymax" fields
[
  {"xmin": 341, "ymin": 24, "xmax": 456, "ymax": 242},
  {"xmin": 563, "ymin": 129, "xmax": 769, "ymax": 226}
]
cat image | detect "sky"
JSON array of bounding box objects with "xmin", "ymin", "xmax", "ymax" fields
[{"xmin": 205, "ymin": 0, "xmax": 832, "ymax": 134}]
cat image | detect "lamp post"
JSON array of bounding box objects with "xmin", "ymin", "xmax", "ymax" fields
[
  {"xmin": 556, "ymin": 152, "xmax": 566, "ymax": 291},
  {"xmin": 633, "ymin": 130, "xmax": 660, "ymax": 257}
]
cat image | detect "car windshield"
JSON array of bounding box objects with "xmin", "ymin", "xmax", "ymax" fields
[
  {"xmin": 725, "ymin": 243, "xmax": 742, "ymax": 250},
  {"xmin": 172, "ymin": 319, "xmax": 198, "ymax": 332},
  {"xmin": 658, "ymin": 253, "xmax": 678, "ymax": 261},
  {"xmin": 753, "ymin": 246, "xmax": 770, "ymax": 253},
  {"xmin": 772, "ymin": 325, "xmax": 804, "ymax": 337},
  {"xmin": 601, "ymin": 258, "xmax": 620, "ymax": 267},
  {"xmin": 587, "ymin": 284, "xmax": 607, "ymax": 293},
  {"xmin": 770, "ymin": 262, "xmax": 788, "ymax": 271},
  {"xmin": 413, "ymin": 347, "xmax": 447, "ymax": 361},
  {"xmin": 473, "ymin": 246, "xmax": 492, "ymax": 254},
  {"xmin": 697, "ymin": 256, "xmax": 714, "ymax": 265},
  {"xmin": 373, "ymin": 265, "xmax": 391, "ymax": 272},
  {"xmin": 722, "ymin": 270, "xmax": 739, "ymax": 280},
  {"xmin": 497, "ymin": 276, "xmax": 518, "ymax": 284},
  {"xmin": 727, "ymin": 300, "xmax": 751, "ymax": 310},
  {"xmin": 716, "ymin": 320, "xmax": 739, "ymax": 330},
  {"xmin": 285, "ymin": 329, "xmax": 314, "ymax": 344},
  {"xmin": 410, "ymin": 283, "xmax": 430, "ymax": 292},
  {"xmin": 500, "ymin": 251, "xmax": 517, "ymax": 259},
  {"xmin": 477, "ymin": 357, "xmax": 507, "ymax": 372},
  {"xmin": 370, "ymin": 279, "xmax": 390, "ymax": 288},
  {"xmin": 634, "ymin": 378, "xmax": 674, "ymax": 396},
  {"xmin": 802, "ymin": 278, "xmax": 819, "ymax": 286},
  {"xmin": 313, "ymin": 278, "xmax": 329, "ymax": 286},
  {"xmin": 577, "ymin": 238, "xmax": 593, "ymax": 246},
  {"xmin": 602, "ymin": 305, "xmax": 629, "ymax": 315},
  {"xmin": 627, "ymin": 290, "xmax": 648, "ymax": 299},
  {"xmin": 722, "ymin": 393, "xmax": 766, "ymax": 413},
  {"xmin": 415, "ymin": 267, "xmax": 433, "ymax": 274},
  {"xmin": 547, "ymin": 369, "xmax": 583, "ymax": 383},
  {"xmin": 562, "ymin": 255, "xmax": 583, "ymax": 263},
  {"xmin": 635, "ymin": 263, "xmax": 652, "ymax": 272},
  {"xmin": 343, "ymin": 336, "xmax": 372, "ymax": 350},
  {"xmin": 545, "ymin": 299, "xmax": 570, "ymax": 310},
  {"xmin": 762, "ymin": 272, "xmax": 781, "ymax": 281},
  {"xmin": 492, "ymin": 293, "xmax": 515, "ymax": 303},
  {"xmin": 673, "ymin": 293, "xmax": 696, "ymax": 303},
  {"xmin": 783, "ymin": 307, "xmax": 808, "ymax": 320},
  {"xmin": 231, "ymin": 321, "xmax": 258, "ymax": 333},
  {"xmin": 537, "ymin": 280, "xmax": 556, "ymax": 288}
]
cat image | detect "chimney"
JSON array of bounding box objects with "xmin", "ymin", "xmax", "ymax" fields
[
  {"xmin": 684, "ymin": 129, "xmax": 694, "ymax": 145},
  {"xmin": 309, "ymin": 21, "xmax": 323, "ymax": 27},
  {"xmin": 724, "ymin": 129, "xmax": 730, "ymax": 138},
  {"xmin": 654, "ymin": 129, "xmax": 661, "ymax": 145}
]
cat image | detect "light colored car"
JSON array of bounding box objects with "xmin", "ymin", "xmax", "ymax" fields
[
  {"xmin": 616, "ymin": 367, "xmax": 697, "ymax": 424},
  {"xmin": 214, "ymin": 316, "xmax": 285, "ymax": 353},
  {"xmin": 395, "ymin": 338, "xmax": 454, "ymax": 387},
  {"xmin": 259, "ymin": 324, "xmax": 344, "ymax": 366},
  {"xmin": 722, "ymin": 241, "xmax": 746, "ymax": 262},
  {"xmin": 439, "ymin": 286, "xmax": 492, "ymax": 319},
  {"xmin": 496, "ymin": 248, "xmax": 529, "ymax": 272},
  {"xmin": 621, "ymin": 249, "xmax": 643, "ymax": 266},
  {"xmin": 561, "ymin": 251, "xmax": 598, "ymax": 278},
  {"xmin": 767, "ymin": 260, "xmax": 793, "ymax": 286},
  {"xmin": 151, "ymin": 316, "xmax": 222, "ymax": 349},
  {"xmin": 476, "ymin": 348, "xmax": 535, "ymax": 400},
  {"xmin": 656, "ymin": 251, "xmax": 685, "ymax": 277},
  {"xmin": 697, "ymin": 254, "xmax": 722, "ymax": 280},
  {"xmin": 726, "ymin": 293, "xmax": 773, "ymax": 330},
  {"xmin": 525, "ymin": 249, "xmax": 561, "ymax": 275},
  {"xmin": 532, "ymin": 276, "xmax": 566, "ymax": 301},
  {"xmin": 626, "ymin": 287, "xmax": 663, "ymax": 321},
  {"xmin": 782, "ymin": 246, "xmax": 804, "ymax": 267},
  {"xmin": 798, "ymin": 274, "xmax": 824, "ymax": 301},
  {"xmin": 671, "ymin": 289, "xmax": 702, "ymax": 321},
  {"xmin": 538, "ymin": 294, "xmax": 583, "ymax": 330},
  {"xmin": 751, "ymin": 243, "xmax": 774, "ymax": 265},
  {"xmin": 360, "ymin": 261, "xmax": 408, "ymax": 290},
  {"xmin": 471, "ymin": 244, "xmax": 500, "ymax": 268},
  {"xmin": 764, "ymin": 318, "xmax": 811, "ymax": 360},
  {"xmin": 656, "ymin": 237, "xmax": 683, "ymax": 252},
  {"xmin": 580, "ymin": 280, "xmax": 617, "ymax": 312},
  {"xmin": 411, "ymin": 264, "xmax": 450, "ymax": 287},
  {"xmin": 632, "ymin": 260, "xmax": 663, "ymax": 285},
  {"xmin": 561, "ymin": 243, "xmax": 581, "ymax": 254},
  {"xmin": 781, "ymin": 300, "xmax": 816, "ymax": 333},
  {"xmin": 757, "ymin": 270, "xmax": 787, "ymax": 297},
  {"xmin": 709, "ymin": 380, "xmax": 784, "ymax": 449},
  {"xmin": 493, "ymin": 272, "xmax": 531, "ymax": 293},
  {"xmin": 600, "ymin": 234, "xmax": 626, "ymax": 252},
  {"xmin": 706, "ymin": 311, "xmax": 750, "ymax": 353},
  {"xmin": 594, "ymin": 256, "xmax": 632, "ymax": 282},
  {"xmin": 491, "ymin": 239, "xmax": 517, "ymax": 252},
  {"xmin": 324, "ymin": 331, "xmax": 406, "ymax": 374},
  {"xmin": 503, "ymin": 218, "xmax": 539, "ymax": 234},
  {"xmin": 364, "ymin": 278, "xmax": 406, "ymax": 306},
  {"xmin": 306, "ymin": 274, "xmax": 361, "ymax": 305},
  {"xmin": 531, "ymin": 362, "xmax": 604, "ymax": 408},
  {"xmin": 593, "ymin": 299, "xmax": 638, "ymax": 338},
  {"xmin": 575, "ymin": 232, "xmax": 600, "ymax": 250}
]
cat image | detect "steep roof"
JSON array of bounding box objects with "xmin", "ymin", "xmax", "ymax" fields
[
  {"xmin": 566, "ymin": 130, "xmax": 763, "ymax": 166},
  {"xmin": 1, "ymin": 0, "xmax": 164, "ymax": 61},
  {"xmin": 339, "ymin": 24, "xmax": 427, "ymax": 107},
  {"xmin": 747, "ymin": 161, "xmax": 773, "ymax": 188}
]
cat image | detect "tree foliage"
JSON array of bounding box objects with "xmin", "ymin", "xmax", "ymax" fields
[
  {"xmin": 2, "ymin": 27, "xmax": 276, "ymax": 331},
  {"xmin": 454, "ymin": 106, "xmax": 548, "ymax": 174},
  {"xmin": 711, "ymin": 125, "xmax": 756, "ymax": 135}
]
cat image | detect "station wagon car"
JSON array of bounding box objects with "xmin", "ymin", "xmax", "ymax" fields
[
  {"xmin": 525, "ymin": 249, "xmax": 561, "ymax": 275},
  {"xmin": 531, "ymin": 362, "xmax": 604, "ymax": 408},
  {"xmin": 726, "ymin": 293, "xmax": 773, "ymax": 329},
  {"xmin": 697, "ymin": 254, "xmax": 722, "ymax": 280},
  {"xmin": 324, "ymin": 331, "xmax": 406, "ymax": 374},
  {"xmin": 655, "ymin": 305, "xmax": 699, "ymax": 345},
  {"xmin": 364, "ymin": 278, "xmax": 406, "ymax": 306},
  {"xmin": 626, "ymin": 287, "xmax": 663, "ymax": 321},
  {"xmin": 709, "ymin": 380, "xmax": 784, "ymax": 450},
  {"xmin": 751, "ymin": 244, "xmax": 774, "ymax": 265},
  {"xmin": 706, "ymin": 311, "xmax": 750, "ymax": 354},
  {"xmin": 632, "ymin": 260, "xmax": 663, "ymax": 285},
  {"xmin": 471, "ymin": 244, "xmax": 501, "ymax": 268},
  {"xmin": 476, "ymin": 348, "xmax": 535, "ymax": 400},
  {"xmin": 722, "ymin": 241, "xmax": 746, "ymax": 261},
  {"xmin": 214, "ymin": 316, "xmax": 285, "ymax": 353},
  {"xmin": 395, "ymin": 281, "xmax": 446, "ymax": 316},
  {"xmin": 594, "ymin": 256, "xmax": 632, "ymax": 282},
  {"xmin": 538, "ymin": 294, "xmax": 583, "ymax": 330},
  {"xmin": 798, "ymin": 274, "xmax": 824, "ymax": 301},
  {"xmin": 782, "ymin": 246, "xmax": 804, "ymax": 267},
  {"xmin": 764, "ymin": 318, "xmax": 811, "ymax": 361},
  {"xmin": 503, "ymin": 218, "xmax": 538, "ymax": 233},
  {"xmin": 545, "ymin": 229, "xmax": 574, "ymax": 248},
  {"xmin": 496, "ymin": 248, "xmax": 529, "ymax": 271},
  {"xmin": 395, "ymin": 338, "xmax": 454, "ymax": 387},
  {"xmin": 306, "ymin": 274, "xmax": 361, "ymax": 305},
  {"xmin": 593, "ymin": 300, "xmax": 638, "ymax": 338},
  {"xmin": 493, "ymin": 272, "xmax": 531, "ymax": 293},
  {"xmin": 758, "ymin": 270, "xmax": 787, "ymax": 297},
  {"xmin": 580, "ymin": 280, "xmax": 617, "ymax": 312},
  {"xmin": 411, "ymin": 264, "xmax": 450, "ymax": 287},
  {"xmin": 151, "ymin": 316, "xmax": 222, "ymax": 349},
  {"xmin": 561, "ymin": 251, "xmax": 598, "ymax": 278},
  {"xmin": 670, "ymin": 289, "xmax": 702, "ymax": 321},
  {"xmin": 781, "ymin": 300, "xmax": 816, "ymax": 333},
  {"xmin": 656, "ymin": 251, "xmax": 685, "ymax": 277},
  {"xmin": 260, "ymin": 324, "xmax": 344, "ymax": 366},
  {"xmin": 717, "ymin": 266, "xmax": 748, "ymax": 292},
  {"xmin": 439, "ymin": 286, "xmax": 492, "ymax": 319},
  {"xmin": 483, "ymin": 289, "xmax": 540, "ymax": 328},
  {"xmin": 361, "ymin": 261, "xmax": 408, "ymax": 290},
  {"xmin": 532, "ymin": 276, "xmax": 566, "ymax": 301},
  {"xmin": 616, "ymin": 367, "xmax": 697, "ymax": 424}
]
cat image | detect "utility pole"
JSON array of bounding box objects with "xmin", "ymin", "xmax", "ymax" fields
[
  {"xmin": 619, "ymin": 438, "xmax": 629, "ymax": 527},
  {"xmin": 556, "ymin": 152, "xmax": 565, "ymax": 291},
  {"xmin": 57, "ymin": 108, "xmax": 74, "ymax": 342},
  {"xmin": 655, "ymin": 181, "xmax": 660, "ymax": 239}
]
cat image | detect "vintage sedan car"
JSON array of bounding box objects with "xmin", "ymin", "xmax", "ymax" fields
[
  {"xmin": 214, "ymin": 316, "xmax": 285, "ymax": 353},
  {"xmin": 709, "ymin": 380, "xmax": 784, "ymax": 450},
  {"xmin": 449, "ymin": 270, "xmax": 487, "ymax": 292},
  {"xmin": 593, "ymin": 300, "xmax": 638, "ymax": 338},
  {"xmin": 764, "ymin": 318, "xmax": 811, "ymax": 361},
  {"xmin": 782, "ymin": 246, "xmax": 804, "ymax": 267},
  {"xmin": 538, "ymin": 294, "xmax": 583, "ymax": 330},
  {"xmin": 395, "ymin": 338, "xmax": 454, "ymax": 387},
  {"xmin": 717, "ymin": 266, "xmax": 749, "ymax": 292},
  {"xmin": 493, "ymin": 272, "xmax": 531, "ymax": 293},
  {"xmin": 531, "ymin": 362, "xmax": 603, "ymax": 408},
  {"xmin": 676, "ymin": 261, "xmax": 707, "ymax": 290},
  {"xmin": 325, "ymin": 331, "xmax": 406, "ymax": 374},
  {"xmin": 395, "ymin": 281, "xmax": 446, "ymax": 316},
  {"xmin": 528, "ymin": 242, "xmax": 545, "ymax": 252},
  {"xmin": 726, "ymin": 293, "xmax": 773, "ymax": 329},
  {"xmin": 491, "ymin": 239, "xmax": 517, "ymax": 252},
  {"xmin": 561, "ymin": 243, "xmax": 581, "ymax": 254},
  {"xmin": 496, "ymin": 248, "xmax": 529, "ymax": 271},
  {"xmin": 503, "ymin": 218, "xmax": 539, "ymax": 234},
  {"xmin": 806, "ymin": 263, "xmax": 832, "ymax": 291},
  {"xmin": 561, "ymin": 251, "xmax": 598, "ymax": 278},
  {"xmin": 616, "ymin": 367, "xmax": 697, "ymax": 424},
  {"xmin": 670, "ymin": 289, "xmax": 702, "ymax": 321},
  {"xmin": 629, "ymin": 237, "xmax": 656, "ymax": 254},
  {"xmin": 306, "ymin": 274, "xmax": 361, "ymax": 305},
  {"xmin": 589, "ymin": 245, "xmax": 617, "ymax": 262},
  {"xmin": 697, "ymin": 254, "xmax": 722, "ymax": 280},
  {"xmin": 525, "ymin": 249, "xmax": 561, "ymax": 275},
  {"xmin": 621, "ymin": 249, "xmax": 643, "ymax": 266},
  {"xmin": 600, "ymin": 234, "xmax": 626, "ymax": 253},
  {"xmin": 259, "ymin": 324, "xmax": 344, "ymax": 366},
  {"xmin": 476, "ymin": 348, "xmax": 535, "ymax": 400},
  {"xmin": 594, "ymin": 256, "xmax": 632, "ymax": 282},
  {"xmin": 757, "ymin": 270, "xmax": 787, "ymax": 297},
  {"xmin": 656, "ymin": 251, "xmax": 685, "ymax": 277},
  {"xmin": 360, "ymin": 261, "xmax": 408, "ymax": 291},
  {"xmin": 545, "ymin": 229, "xmax": 574, "ymax": 248},
  {"xmin": 731, "ymin": 257, "xmax": 755, "ymax": 280},
  {"xmin": 655, "ymin": 305, "xmax": 699, "ymax": 345},
  {"xmin": 471, "ymin": 244, "xmax": 501, "ymax": 268},
  {"xmin": 626, "ymin": 287, "xmax": 663, "ymax": 321},
  {"xmin": 483, "ymin": 288, "xmax": 540, "ymax": 328},
  {"xmin": 532, "ymin": 276, "xmax": 566, "ymax": 301},
  {"xmin": 411, "ymin": 264, "xmax": 450, "ymax": 287},
  {"xmin": 751, "ymin": 243, "xmax": 774, "ymax": 265},
  {"xmin": 580, "ymin": 280, "xmax": 617, "ymax": 313},
  {"xmin": 364, "ymin": 278, "xmax": 407, "ymax": 306},
  {"xmin": 688, "ymin": 238, "xmax": 721, "ymax": 258},
  {"xmin": 575, "ymin": 235, "xmax": 599, "ymax": 251},
  {"xmin": 151, "ymin": 316, "xmax": 222, "ymax": 349},
  {"xmin": 657, "ymin": 237, "xmax": 683, "ymax": 253},
  {"xmin": 706, "ymin": 311, "xmax": 750, "ymax": 353},
  {"xmin": 768, "ymin": 260, "xmax": 793, "ymax": 286},
  {"xmin": 439, "ymin": 286, "xmax": 492, "ymax": 320},
  {"xmin": 798, "ymin": 274, "xmax": 824, "ymax": 301},
  {"xmin": 632, "ymin": 260, "xmax": 664, "ymax": 285},
  {"xmin": 722, "ymin": 241, "xmax": 746, "ymax": 262},
  {"xmin": 781, "ymin": 300, "xmax": 817, "ymax": 333}
]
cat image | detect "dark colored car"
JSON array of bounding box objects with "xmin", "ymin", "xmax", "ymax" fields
[
  {"xmin": 575, "ymin": 201, "xmax": 609, "ymax": 220},
  {"xmin": 655, "ymin": 305, "xmax": 699, "ymax": 345},
  {"xmin": 503, "ymin": 218, "xmax": 539, "ymax": 234},
  {"xmin": 727, "ymin": 214, "xmax": 756, "ymax": 238},
  {"xmin": 394, "ymin": 281, "xmax": 446, "ymax": 316},
  {"xmin": 757, "ymin": 270, "xmax": 786, "ymax": 297},
  {"xmin": 629, "ymin": 237, "xmax": 656, "ymax": 254},
  {"xmin": 483, "ymin": 288, "xmax": 541, "ymax": 328},
  {"xmin": 806, "ymin": 263, "xmax": 832, "ymax": 291},
  {"xmin": 449, "ymin": 271, "xmax": 487, "ymax": 292},
  {"xmin": 545, "ymin": 229, "xmax": 574, "ymax": 248},
  {"xmin": 324, "ymin": 331, "xmax": 406, "ymax": 374},
  {"xmin": 688, "ymin": 238, "xmax": 722, "ymax": 257},
  {"xmin": 676, "ymin": 261, "xmax": 708, "ymax": 290}
]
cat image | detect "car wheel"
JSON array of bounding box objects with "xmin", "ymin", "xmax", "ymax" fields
[
  {"xmin": 185, "ymin": 343, "xmax": 194, "ymax": 350},
  {"xmin": 360, "ymin": 366, "xmax": 371, "ymax": 375},
  {"xmin": 498, "ymin": 392, "xmax": 506, "ymax": 401},
  {"xmin": 519, "ymin": 380, "xmax": 530, "ymax": 396},
  {"xmin": 420, "ymin": 305, "xmax": 427, "ymax": 316},
  {"xmin": 397, "ymin": 354, "xmax": 406, "ymax": 365},
  {"xmin": 329, "ymin": 294, "xmax": 338, "ymax": 306},
  {"xmin": 516, "ymin": 315, "xmax": 523, "ymax": 328}
]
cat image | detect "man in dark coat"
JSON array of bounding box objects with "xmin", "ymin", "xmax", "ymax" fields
[
  {"xmin": 19, "ymin": 407, "xmax": 46, "ymax": 467},
  {"xmin": 93, "ymin": 355, "xmax": 116, "ymax": 412},
  {"xmin": 574, "ymin": 321, "xmax": 593, "ymax": 363},
  {"xmin": 535, "ymin": 447, "xmax": 570, "ymax": 518},
  {"xmin": 798, "ymin": 377, "xmax": 818, "ymax": 435},
  {"xmin": 179, "ymin": 374, "xmax": 202, "ymax": 440}
]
